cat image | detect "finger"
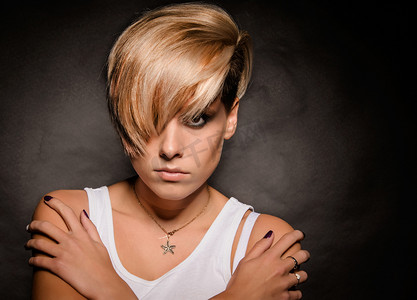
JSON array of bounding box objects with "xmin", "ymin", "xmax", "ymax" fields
[
  {"xmin": 43, "ymin": 196, "xmax": 83, "ymax": 233},
  {"xmin": 288, "ymin": 290, "xmax": 303, "ymax": 300},
  {"xmin": 284, "ymin": 250, "xmax": 310, "ymax": 271},
  {"xmin": 28, "ymin": 220, "xmax": 67, "ymax": 243},
  {"xmin": 29, "ymin": 255, "xmax": 57, "ymax": 272},
  {"xmin": 26, "ymin": 238, "xmax": 61, "ymax": 257},
  {"xmin": 287, "ymin": 270, "xmax": 308, "ymax": 289},
  {"xmin": 244, "ymin": 230, "xmax": 275, "ymax": 260},
  {"xmin": 270, "ymin": 230, "xmax": 305, "ymax": 258},
  {"xmin": 80, "ymin": 209, "xmax": 102, "ymax": 243}
]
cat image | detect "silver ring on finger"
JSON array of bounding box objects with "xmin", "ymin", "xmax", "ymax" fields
[
  {"xmin": 287, "ymin": 256, "xmax": 299, "ymax": 270},
  {"xmin": 294, "ymin": 272, "xmax": 301, "ymax": 286}
]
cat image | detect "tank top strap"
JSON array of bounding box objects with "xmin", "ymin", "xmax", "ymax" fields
[
  {"xmin": 232, "ymin": 211, "xmax": 260, "ymax": 273},
  {"xmin": 85, "ymin": 186, "xmax": 112, "ymax": 239}
]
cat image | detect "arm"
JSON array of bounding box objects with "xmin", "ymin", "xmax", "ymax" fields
[{"xmin": 27, "ymin": 192, "xmax": 137, "ymax": 300}]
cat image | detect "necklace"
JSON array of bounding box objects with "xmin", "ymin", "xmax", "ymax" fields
[{"xmin": 133, "ymin": 183, "xmax": 210, "ymax": 255}]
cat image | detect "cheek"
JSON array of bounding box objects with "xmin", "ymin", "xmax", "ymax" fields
[
  {"xmin": 130, "ymin": 141, "xmax": 162, "ymax": 171},
  {"xmin": 130, "ymin": 157, "xmax": 146, "ymax": 177},
  {"xmin": 185, "ymin": 130, "xmax": 225, "ymax": 170},
  {"xmin": 206, "ymin": 131, "xmax": 224, "ymax": 159},
  {"xmin": 130, "ymin": 153, "xmax": 156, "ymax": 178}
]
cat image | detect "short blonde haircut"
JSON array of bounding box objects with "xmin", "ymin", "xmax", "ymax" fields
[{"xmin": 107, "ymin": 2, "xmax": 252, "ymax": 156}]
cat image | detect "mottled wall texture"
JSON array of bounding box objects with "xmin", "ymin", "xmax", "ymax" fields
[{"xmin": 1, "ymin": 1, "xmax": 414, "ymax": 299}]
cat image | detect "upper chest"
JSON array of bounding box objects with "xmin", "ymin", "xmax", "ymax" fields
[{"xmin": 113, "ymin": 211, "xmax": 212, "ymax": 281}]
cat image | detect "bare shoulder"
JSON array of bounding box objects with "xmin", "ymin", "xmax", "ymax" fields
[
  {"xmin": 247, "ymin": 214, "xmax": 301, "ymax": 255},
  {"xmin": 32, "ymin": 189, "xmax": 88, "ymax": 231},
  {"xmin": 252, "ymin": 214, "xmax": 295, "ymax": 238},
  {"xmin": 30, "ymin": 190, "xmax": 89, "ymax": 299}
]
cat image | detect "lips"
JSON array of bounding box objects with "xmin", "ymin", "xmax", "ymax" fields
[
  {"xmin": 156, "ymin": 167, "xmax": 188, "ymax": 173},
  {"xmin": 155, "ymin": 167, "xmax": 189, "ymax": 181}
]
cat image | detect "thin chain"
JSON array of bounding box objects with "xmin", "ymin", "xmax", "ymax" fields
[{"xmin": 133, "ymin": 183, "xmax": 210, "ymax": 237}]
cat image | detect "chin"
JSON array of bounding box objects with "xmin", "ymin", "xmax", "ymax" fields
[{"xmin": 152, "ymin": 182, "xmax": 199, "ymax": 201}]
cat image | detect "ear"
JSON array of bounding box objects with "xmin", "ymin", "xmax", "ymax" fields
[{"xmin": 224, "ymin": 98, "xmax": 239, "ymax": 140}]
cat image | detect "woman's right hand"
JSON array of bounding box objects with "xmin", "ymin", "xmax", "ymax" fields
[
  {"xmin": 216, "ymin": 230, "xmax": 309, "ymax": 300},
  {"xmin": 26, "ymin": 196, "xmax": 137, "ymax": 300}
]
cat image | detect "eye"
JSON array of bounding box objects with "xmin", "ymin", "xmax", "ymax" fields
[{"xmin": 186, "ymin": 114, "xmax": 211, "ymax": 128}]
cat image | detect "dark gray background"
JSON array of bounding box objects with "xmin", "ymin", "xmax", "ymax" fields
[{"xmin": 1, "ymin": 0, "xmax": 414, "ymax": 299}]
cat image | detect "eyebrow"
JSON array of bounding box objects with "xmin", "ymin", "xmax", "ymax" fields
[
  {"xmin": 206, "ymin": 96, "xmax": 222, "ymax": 111},
  {"xmin": 204, "ymin": 106, "xmax": 217, "ymax": 115}
]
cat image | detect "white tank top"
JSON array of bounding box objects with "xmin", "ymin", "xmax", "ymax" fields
[{"xmin": 85, "ymin": 186, "xmax": 260, "ymax": 299}]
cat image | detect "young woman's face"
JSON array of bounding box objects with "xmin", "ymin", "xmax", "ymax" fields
[{"xmin": 130, "ymin": 98, "xmax": 238, "ymax": 201}]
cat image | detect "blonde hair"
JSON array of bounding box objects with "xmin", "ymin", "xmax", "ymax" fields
[{"xmin": 107, "ymin": 2, "xmax": 252, "ymax": 156}]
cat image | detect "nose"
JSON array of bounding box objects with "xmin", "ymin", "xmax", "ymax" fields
[{"xmin": 159, "ymin": 119, "xmax": 184, "ymax": 161}]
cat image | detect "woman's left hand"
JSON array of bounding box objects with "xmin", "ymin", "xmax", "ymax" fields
[{"xmin": 26, "ymin": 197, "xmax": 137, "ymax": 299}]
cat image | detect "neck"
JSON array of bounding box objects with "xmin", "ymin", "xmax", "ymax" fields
[{"xmin": 133, "ymin": 178, "xmax": 210, "ymax": 222}]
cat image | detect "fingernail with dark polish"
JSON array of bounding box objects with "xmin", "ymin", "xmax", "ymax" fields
[
  {"xmin": 264, "ymin": 230, "xmax": 273, "ymax": 239},
  {"xmin": 301, "ymin": 231, "xmax": 306, "ymax": 239},
  {"xmin": 44, "ymin": 195, "xmax": 53, "ymax": 201},
  {"xmin": 83, "ymin": 209, "xmax": 89, "ymax": 219}
]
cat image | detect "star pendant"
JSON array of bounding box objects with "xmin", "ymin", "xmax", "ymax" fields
[{"xmin": 161, "ymin": 239, "xmax": 176, "ymax": 255}]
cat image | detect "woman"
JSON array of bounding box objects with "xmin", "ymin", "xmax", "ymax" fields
[{"xmin": 26, "ymin": 3, "xmax": 309, "ymax": 299}]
